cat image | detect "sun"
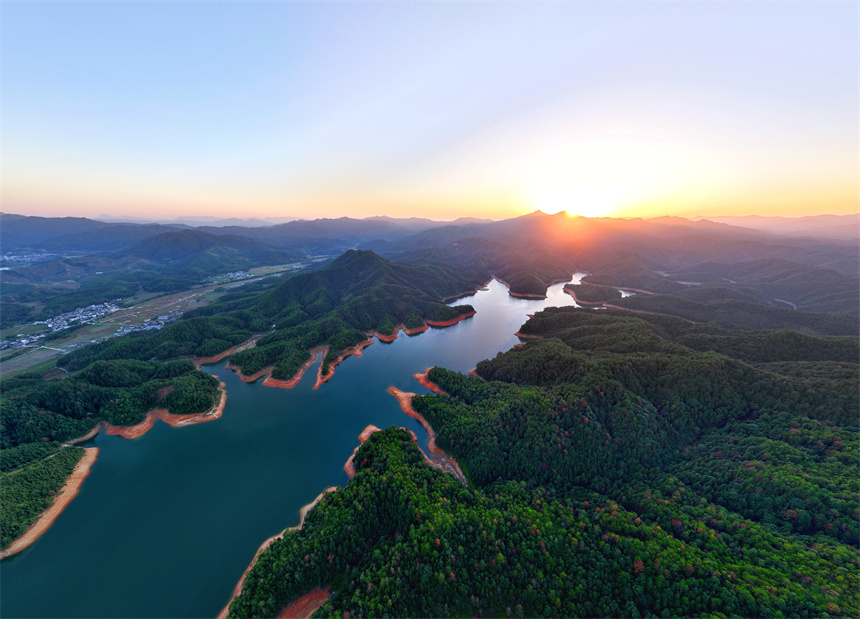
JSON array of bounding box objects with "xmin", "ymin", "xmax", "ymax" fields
[
  {"xmin": 524, "ymin": 182, "xmax": 628, "ymax": 218},
  {"xmin": 517, "ymin": 133, "xmax": 709, "ymax": 219}
]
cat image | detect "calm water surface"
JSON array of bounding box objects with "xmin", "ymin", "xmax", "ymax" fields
[{"xmin": 1, "ymin": 278, "xmax": 582, "ymax": 618}]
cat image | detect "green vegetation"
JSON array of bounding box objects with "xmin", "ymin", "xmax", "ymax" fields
[
  {"xmin": 1, "ymin": 359, "xmax": 220, "ymax": 449},
  {"xmin": 1, "ymin": 233, "xmax": 857, "ymax": 614},
  {"xmin": 230, "ymin": 426, "xmax": 858, "ymax": 618},
  {"xmin": 60, "ymin": 250, "xmax": 485, "ymax": 381},
  {"xmin": 0, "ymin": 442, "xmax": 62, "ymax": 473},
  {"xmin": 229, "ymin": 304, "xmax": 858, "ymax": 617},
  {"xmin": 613, "ymin": 294, "xmax": 857, "ymax": 335},
  {"xmin": 564, "ymin": 283, "xmax": 621, "ymax": 303},
  {"xmin": 668, "ymin": 258, "xmax": 859, "ymax": 314},
  {"xmin": 0, "ymin": 446, "xmax": 84, "ymax": 549}
]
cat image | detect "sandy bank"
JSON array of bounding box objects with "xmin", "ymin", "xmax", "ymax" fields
[
  {"xmin": 314, "ymin": 339, "xmax": 374, "ymax": 389},
  {"xmin": 217, "ymin": 487, "xmax": 338, "ymax": 619},
  {"xmin": 425, "ymin": 310, "xmax": 476, "ymax": 328},
  {"xmin": 388, "ymin": 387, "xmax": 468, "ymax": 487},
  {"xmin": 104, "ymin": 383, "xmax": 227, "ymax": 439},
  {"xmin": 192, "ymin": 336, "xmax": 259, "ymax": 368},
  {"xmin": 0, "ymin": 447, "xmax": 99, "ymax": 561},
  {"xmin": 344, "ymin": 424, "xmax": 382, "ymax": 478},
  {"xmin": 275, "ymin": 586, "xmax": 331, "ymax": 619},
  {"xmin": 414, "ymin": 368, "xmax": 450, "ymax": 396}
]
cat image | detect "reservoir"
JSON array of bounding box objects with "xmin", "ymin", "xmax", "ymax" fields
[{"xmin": 1, "ymin": 277, "xmax": 582, "ymax": 618}]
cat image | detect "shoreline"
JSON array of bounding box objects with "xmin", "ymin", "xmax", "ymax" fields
[
  {"xmin": 387, "ymin": 387, "xmax": 468, "ymax": 487},
  {"xmin": 192, "ymin": 336, "xmax": 260, "ymax": 368},
  {"xmin": 513, "ymin": 331, "xmax": 541, "ymax": 339},
  {"xmin": 0, "ymin": 447, "xmax": 99, "ymax": 561},
  {"xmin": 217, "ymin": 487, "xmax": 338, "ymax": 619},
  {"xmin": 344, "ymin": 424, "xmax": 382, "ymax": 478},
  {"xmin": 224, "ymin": 362, "xmax": 273, "ymax": 383},
  {"xmin": 493, "ymin": 276, "xmax": 547, "ymax": 299},
  {"xmin": 414, "ymin": 367, "xmax": 450, "ymax": 396},
  {"xmin": 441, "ymin": 278, "xmax": 493, "ymax": 303},
  {"xmin": 262, "ymin": 346, "xmax": 326, "ymax": 389},
  {"xmin": 103, "ymin": 381, "xmax": 227, "ymax": 440},
  {"xmin": 63, "ymin": 424, "xmax": 101, "ymax": 446},
  {"xmin": 313, "ymin": 339, "xmax": 374, "ymax": 389},
  {"xmin": 425, "ymin": 310, "xmax": 476, "ymax": 327},
  {"xmin": 371, "ymin": 322, "xmax": 430, "ymax": 343},
  {"xmin": 562, "ymin": 285, "xmax": 607, "ymax": 306}
]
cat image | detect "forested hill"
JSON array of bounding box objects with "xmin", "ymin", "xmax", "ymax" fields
[
  {"xmin": 1, "ymin": 249, "xmax": 489, "ymax": 553},
  {"xmin": 56, "ymin": 250, "xmax": 487, "ymax": 380},
  {"xmin": 230, "ymin": 303, "xmax": 858, "ymax": 617},
  {"xmin": 116, "ymin": 229, "xmax": 304, "ymax": 274}
]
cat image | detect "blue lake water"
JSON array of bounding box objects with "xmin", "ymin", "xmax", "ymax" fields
[{"xmin": 0, "ymin": 278, "xmax": 581, "ymax": 618}]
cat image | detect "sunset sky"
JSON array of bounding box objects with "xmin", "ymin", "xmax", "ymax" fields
[{"xmin": 2, "ymin": 2, "xmax": 857, "ymax": 221}]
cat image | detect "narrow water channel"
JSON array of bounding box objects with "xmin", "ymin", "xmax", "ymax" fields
[{"xmin": 1, "ymin": 277, "xmax": 582, "ymax": 618}]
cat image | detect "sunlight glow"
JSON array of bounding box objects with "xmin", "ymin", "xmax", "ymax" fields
[{"xmin": 517, "ymin": 134, "xmax": 722, "ymax": 218}]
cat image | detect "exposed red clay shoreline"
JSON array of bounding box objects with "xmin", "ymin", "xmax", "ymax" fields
[
  {"xmin": 103, "ymin": 383, "xmax": 227, "ymax": 439},
  {"xmin": 1, "ymin": 447, "xmax": 98, "ymax": 560},
  {"xmin": 344, "ymin": 424, "xmax": 382, "ymax": 478},
  {"xmin": 414, "ymin": 368, "xmax": 450, "ymax": 396},
  {"xmin": 467, "ymin": 368, "xmax": 485, "ymax": 380},
  {"xmin": 425, "ymin": 310, "xmax": 476, "ymax": 327},
  {"xmin": 218, "ymin": 308, "xmax": 475, "ymax": 392},
  {"xmin": 388, "ymin": 387, "xmax": 468, "ymax": 487},
  {"xmin": 217, "ymin": 488, "xmax": 338, "ymax": 619},
  {"xmin": 262, "ymin": 346, "xmax": 326, "ymax": 389},
  {"xmin": 441, "ymin": 279, "xmax": 493, "ymax": 302},
  {"xmin": 313, "ymin": 339, "xmax": 375, "ymax": 389},
  {"xmin": 494, "ymin": 277, "xmax": 547, "ymax": 299},
  {"xmin": 514, "ymin": 331, "xmax": 541, "ymax": 339},
  {"xmin": 371, "ymin": 322, "xmax": 431, "ymax": 342},
  {"xmin": 275, "ymin": 586, "xmax": 331, "ymax": 619},
  {"xmin": 192, "ymin": 336, "xmax": 259, "ymax": 368},
  {"xmin": 562, "ymin": 286, "xmax": 606, "ymax": 306}
]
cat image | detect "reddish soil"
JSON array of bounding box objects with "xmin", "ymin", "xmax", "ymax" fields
[
  {"xmin": 224, "ymin": 362, "xmax": 273, "ymax": 383},
  {"xmin": 425, "ymin": 310, "xmax": 476, "ymax": 327},
  {"xmin": 513, "ymin": 331, "xmax": 541, "ymax": 339},
  {"xmin": 217, "ymin": 489, "xmax": 338, "ymax": 619},
  {"xmin": 387, "ymin": 387, "xmax": 468, "ymax": 487},
  {"xmin": 262, "ymin": 347, "xmax": 326, "ymax": 390},
  {"xmin": 414, "ymin": 368, "xmax": 450, "ymax": 396},
  {"xmin": 1, "ymin": 447, "xmax": 99, "ymax": 560},
  {"xmin": 562, "ymin": 286, "xmax": 611, "ymax": 306},
  {"xmin": 192, "ymin": 336, "xmax": 259, "ymax": 368},
  {"xmin": 344, "ymin": 425, "xmax": 382, "ymax": 478},
  {"xmin": 275, "ymin": 586, "xmax": 331, "ymax": 618},
  {"xmin": 467, "ymin": 368, "xmax": 484, "ymax": 380},
  {"xmin": 314, "ymin": 339, "xmax": 374, "ymax": 389},
  {"xmin": 373, "ymin": 329, "xmax": 400, "ymax": 343},
  {"xmin": 104, "ymin": 383, "xmax": 227, "ymax": 439},
  {"xmin": 441, "ymin": 279, "xmax": 492, "ymax": 302}
]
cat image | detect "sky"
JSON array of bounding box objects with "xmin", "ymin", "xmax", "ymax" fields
[{"xmin": 2, "ymin": 1, "xmax": 857, "ymax": 221}]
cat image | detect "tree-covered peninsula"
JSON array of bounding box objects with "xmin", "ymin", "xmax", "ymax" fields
[{"xmin": 228, "ymin": 307, "xmax": 858, "ymax": 617}]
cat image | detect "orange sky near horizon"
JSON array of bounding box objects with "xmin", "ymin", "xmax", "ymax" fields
[{"xmin": 3, "ymin": 3, "xmax": 857, "ymax": 224}]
